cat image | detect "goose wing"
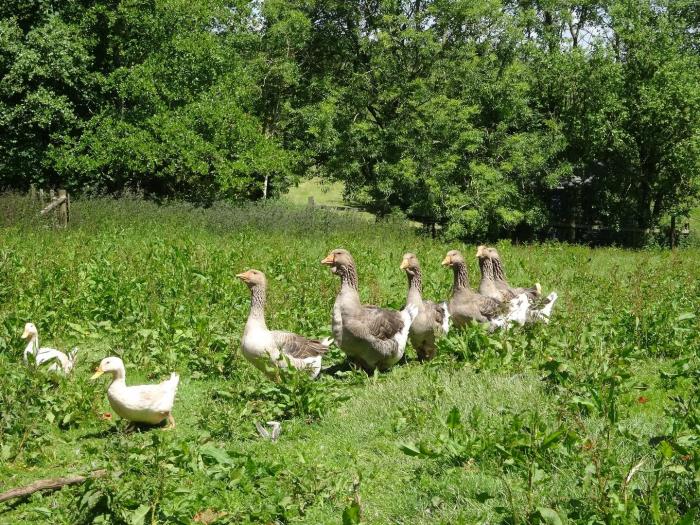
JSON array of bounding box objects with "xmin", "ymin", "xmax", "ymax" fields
[
  {"xmin": 424, "ymin": 300, "xmax": 449, "ymax": 333},
  {"xmin": 359, "ymin": 306, "xmax": 405, "ymax": 340},
  {"xmin": 271, "ymin": 331, "xmax": 330, "ymax": 359}
]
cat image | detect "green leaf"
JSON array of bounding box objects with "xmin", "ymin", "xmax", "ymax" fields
[
  {"xmin": 342, "ymin": 501, "xmax": 361, "ymax": 525},
  {"xmin": 676, "ymin": 312, "xmax": 695, "ymax": 322},
  {"xmin": 537, "ymin": 507, "xmax": 563, "ymax": 525},
  {"xmin": 200, "ymin": 444, "xmax": 234, "ymax": 465},
  {"xmin": 540, "ymin": 429, "xmax": 565, "ymax": 450},
  {"xmin": 398, "ymin": 442, "xmax": 422, "ymax": 456},
  {"xmin": 679, "ymin": 508, "xmax": 697, "ymax": 525},
  {"xmin": 129, "ymin": 504, "xmax": 151, "ymax": 525},
  {"xmin": 446, "ymin": 406, "xmax": 461, "ymax": 429}
]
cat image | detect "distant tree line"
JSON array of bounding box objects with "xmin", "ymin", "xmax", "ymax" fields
[{"xmin": 1, "ymin": 0, "xmax": 699, "ymax": 243}]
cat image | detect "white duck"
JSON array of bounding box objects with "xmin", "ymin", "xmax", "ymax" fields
[
  {"xmin": 21, "ymin": 322, "xmax": 78, "ymax": 374},
  {"xmin": 91, "ymin": 356, "xmax": 179, "ymax": 429},
  {"xmin": 237, "ymin": 269, "xmax": 332, "ymax": 379}
]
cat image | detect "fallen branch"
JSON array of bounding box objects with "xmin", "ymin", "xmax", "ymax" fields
[{"xmin": 0, "ymin": 470, "xmax": 107, "ymax": 504}]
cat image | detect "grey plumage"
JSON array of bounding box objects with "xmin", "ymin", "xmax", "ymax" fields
[
  {"xmin": 480, "ymin": 246, "xmax": 541, "ymax": 302},
  {"xmin": 441, "ymin": 249, "xmax": 506, "ymax": 327},
  {"xmin": 401, "ymin": 252, "xmax": 449, "ymax": 361},
  {"xmin": 270, "ymin": 331, "xmax": 330, "ymax": 359},
  {"xmin": 322, "ymin": 249, "xmax": 417, "ymax": 371}
]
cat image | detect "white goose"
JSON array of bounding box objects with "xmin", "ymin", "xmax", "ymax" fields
[
  {"xmin": 21, "ymin": 322, "xmax": 78, "ymax": 374},
  {"xmin": 91, "ymin": 356, "xmax": 179, "ymax": 429},
  {"xmin": 237, "ymin": 269, "xmax": 332, "ymax": 379}
]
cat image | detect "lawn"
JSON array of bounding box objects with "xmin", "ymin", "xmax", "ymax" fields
[{"xmin": 0, "ymin": 194, "xmax": 698, "ymax": 524}]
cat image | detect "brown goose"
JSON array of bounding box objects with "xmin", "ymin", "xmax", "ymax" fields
[
  {"xmin": 321, "ymin": 249, "xmax": 418, "ymax": 371},
  {"xmin": 400, "ymin": 253, "xmax": 449, "ymax": 361},
  {"xmin": 441, "ymin": 249, "xmax": 514, "ymax": 329},
  {"xmin": 237, "ymin": 269, "xmax": 331, "ymax": 379},
  {"xmin": 477, "ymin": 246, "xmax": 540, "ymax": 302}
]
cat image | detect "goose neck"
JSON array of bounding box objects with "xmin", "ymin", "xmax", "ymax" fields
[
  {"xmin": 339, "ymin": 263, "xmax": 359, "ymax": 292},
  {"xmin": 406, "ymin": 269, "xmax": 423, "ymax": 306},
  {"xmin": 492, "ymin": 257, "xmax": 506, "ymax": 281},
  {"xmin": 479, "ymin": 257, "xmax": 495, "ymax": 282},
  {"xmin": 24, "ymin": 336, "xmax": 38, "ymax": 357},
  {"xmin": 452, "ymin": 262, "xmax": 470, "ymax": 292},
  {"xmin": 247, "ymin": 284, "xmax": 268, "ymax": 328}
]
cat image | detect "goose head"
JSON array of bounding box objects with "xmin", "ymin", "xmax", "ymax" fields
[
  {"xmin": 475, "ymin": 245, "xmax": 489, "ymax": 260},
  {"xmin": 236, "ymin": 269, "xmax": 267, "ymax": 290},
  {"xmin": 487, "ymin": 247, "xmax": 501, "ymax": 260},
  {"xmin": 400, "ymin": 252, "xmax": 421, "ymax": 277},
  {"xmin": 21, "ymin": 322, "xmax": 38, "ymax": 340},
  {"xmin": 91, "ymin": 356, "xmax": 125, "ymax": 379},
  {"xmin": 321, "ymin": 248, "xmax": 355, "ymax": 276},
  {"xmin": 441, "ymin": 249, "xmax": 465, "ymax": 268}
]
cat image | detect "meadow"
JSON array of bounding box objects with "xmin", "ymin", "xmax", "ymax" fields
[{"xmin": 0, "ymin": 194, "xmax": 698, "ymax": 524}]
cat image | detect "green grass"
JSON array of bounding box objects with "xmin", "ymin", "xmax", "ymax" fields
[
  {"xmin": 1, "ymin": 194, "xmax": 699, "ymax": 524},
  {"xmin": 282, "ymin": 178, "xmax": 346, "ymax": 207}
]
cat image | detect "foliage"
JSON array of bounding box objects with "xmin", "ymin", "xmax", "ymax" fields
[
  {"xmin": 1, "ymin": 195, "xmax": 700, "ymax": 523},
  {"xmin": 2, "ymin": 1, "xmax": 699, "ymax": 242}
]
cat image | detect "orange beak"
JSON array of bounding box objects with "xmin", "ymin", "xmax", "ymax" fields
[
  {"xmin": 236, "ymin": 271, "xmax": 251, "ymax": 282},
  {"xmin": 400, "ymin": 259, "xmax": 409, "ymax": 270},
  {"xmin": 476, "ymin": 245, "xmax": 486, "ymax": 258},
  {"xmin": 441, "ymin": 255, "xmax": 452, "ymax": 266},
  {"xmin": 321, "ymin": 253, "xmax": 335, "ymax": 265}
]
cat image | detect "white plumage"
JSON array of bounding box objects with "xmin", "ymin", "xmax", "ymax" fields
[
  {"xmin": 21, "ymin": 322, "xmax": 78, "ymax": 374},
  {"xmin": 91, "ymin": 356, "xmax": 179, "ymax": 429}
]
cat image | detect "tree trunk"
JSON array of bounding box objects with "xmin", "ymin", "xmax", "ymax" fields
[{"xmin": 263, "ymin": 174, "xmax": 269, "ymax": 200}]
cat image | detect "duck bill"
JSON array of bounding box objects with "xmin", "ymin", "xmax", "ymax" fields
[
  {"xmin": 20, "ymin": 329, "xmax": 30, "ymax": 340},
  {"xmin": 90, "ymin": 368, "xmax": 104, "ymax": 380},
  {"xmin": 321, "ymin": 254, "xmax": 335, "ymax": 265},
  {"xmin": 235, "ymin": 272, "xmax": 249, "ymax": 282},
  {"xmin": 476, "ymin": 245, "xmax": 486, "ymax": 258},
  {"xmin": 399, "ymin": 260, "xmax": 409, "ymax": 270},
  {"xmin": 441, "ymin": 256, "xmax": 452, "ymax": 267}
]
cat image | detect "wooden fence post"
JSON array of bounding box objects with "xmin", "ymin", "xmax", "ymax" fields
[
  {"xmin": 38, "ymin": 189, "xmax": 69, "ymax": 227},
  {"xmin": 57, "ymin": 189, "xmax": 68, "ymax": 228}
]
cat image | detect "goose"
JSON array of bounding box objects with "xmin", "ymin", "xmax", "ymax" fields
[
  {"xmin": 21, "ymin": 322, "xmax": 78, "ymax": 374},
  {"xmin": 321, "ymin": 249, "xmax": 418, "ymax": 371},
  {"xmin": 237, "ymin": 269, "xmax": 331, "ymax": 379},
  {"xmin": 91, "ymin": 356, "xmax": 179, "ymax": 429},
  {"xmin": 400, "ymin": 253, "xmax": 449, "ymax": 361},
  {"xmin": 441, "ymin": 250, "xmax": 517, "ymax": 330},
  {"xmin": 526, "ymin": 292, "xmax": 559, "ymax": 324},
  {"xmin": 485, "ymin": 246, "xmax": 558, "ymax": 323},
  {"xmin": 476, "ymin": 246, "xmax": 540, "ymax": 302}
]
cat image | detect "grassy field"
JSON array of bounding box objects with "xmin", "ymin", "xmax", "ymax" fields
[
  {"xmin": 1, "ymin": 194, "xmax": 699, "ymax": 524},
  {"xmin": 281, "ymin": 178, "xmax": 346, "ymax": 207}
]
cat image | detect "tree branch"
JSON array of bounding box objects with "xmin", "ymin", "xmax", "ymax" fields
[{"xmin": 0, "ymin": 470, "xmax": 107, "ymax": 504}]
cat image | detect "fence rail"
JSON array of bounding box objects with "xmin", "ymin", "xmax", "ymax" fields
[{"xmin": 30, "ymin": 186, "xmax": 70, "ymax": 228}]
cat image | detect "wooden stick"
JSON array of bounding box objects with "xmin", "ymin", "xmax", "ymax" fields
[
  {"xmin": 0, "ymin": 470, "xmax": 107, "ymax": 504},
  {"xmin": 39, "ymin": 196, "xmax": 67, "ymax": 216}
]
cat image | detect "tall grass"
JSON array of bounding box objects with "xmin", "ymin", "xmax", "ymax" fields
[{"xmin": 0, "ymin": 194, "xmax": 698, "ymax": 524}]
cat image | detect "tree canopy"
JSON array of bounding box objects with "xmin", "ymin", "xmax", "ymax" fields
[{"xmin": 1, "ymin": 0, "xmax": 699, "ymax": 243}]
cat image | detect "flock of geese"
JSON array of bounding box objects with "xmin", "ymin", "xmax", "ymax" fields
[{"xmin": 20, "ymin": 246, "xmax": 557, "ymax": 430}]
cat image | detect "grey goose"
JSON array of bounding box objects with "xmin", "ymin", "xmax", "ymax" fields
[
  {"xmin": 400, "ymin": 252, "xmax": 449, "ymax": 361},
  {"xmin": 321, "ymin": 249, "xmax": 417, "ymax": 372}
]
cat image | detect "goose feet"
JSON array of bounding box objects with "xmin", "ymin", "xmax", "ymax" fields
[{"xmin": 163, "ymin": 413, "xmax": 176, "ymax": 431}]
